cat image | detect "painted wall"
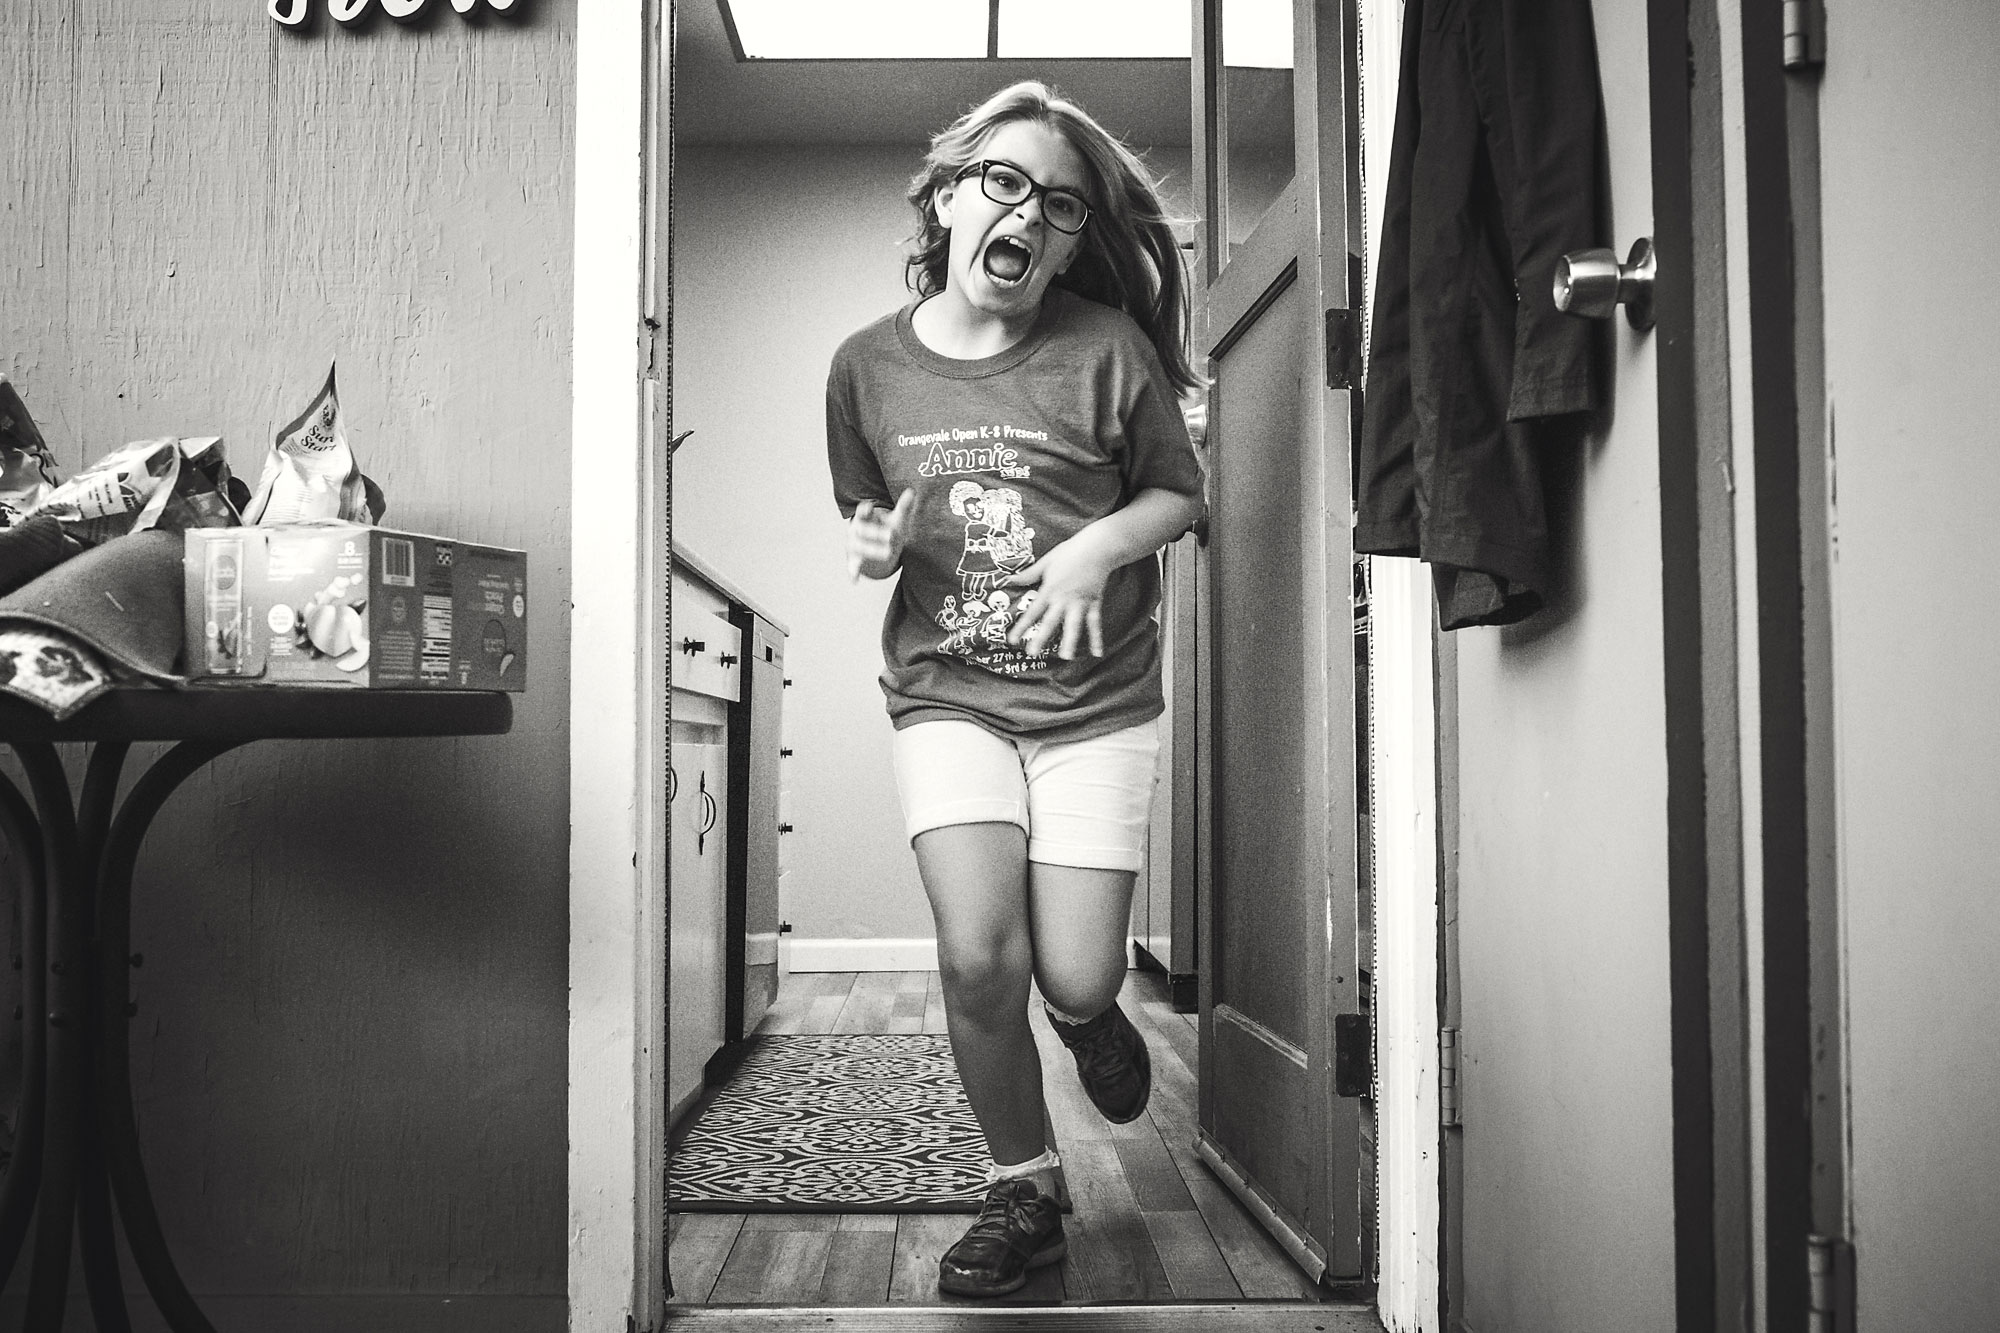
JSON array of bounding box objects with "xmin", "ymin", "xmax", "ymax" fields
[
  {"xmin": 672, "ymin": 143, "xmax": 933, "ymax": 947},
  {"xmin": 1450, "ymin": 0, "xmax": 1677, "ymax": 1326},
  {"xmin": 0, "ymin": 0, "xmax": 572, "ymax": 1309},
  {"xmin": 672, "ymin": 141, "xmax": 1193, "ymax": 953},
  {"xmin": 1817, "ymin": 5, "xmax": 2000, "ymax": 1327}
]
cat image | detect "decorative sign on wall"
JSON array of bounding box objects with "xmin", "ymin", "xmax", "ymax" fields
[{"xmin": 270, "ymin": 0, "xmax": 522, "ymax": 26}]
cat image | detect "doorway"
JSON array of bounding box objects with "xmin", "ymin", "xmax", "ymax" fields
[
  {"xmin": 660, "ymin": 0, "xmax": 1373, "ymax": 1318},
  {"xmin": 667, "ymin": 970, "xmax": 1327, "ymax": 1305}
]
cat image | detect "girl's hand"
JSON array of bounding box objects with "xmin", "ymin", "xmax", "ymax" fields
[
  {"xmin": 847, "ymin": 491, "xmax": 914, "ymax": 581},
  {"xmin": 1002, "ymin": 533, "xmax": 1116, "ymax": 659}
]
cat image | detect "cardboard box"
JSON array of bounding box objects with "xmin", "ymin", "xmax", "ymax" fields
[{"xmin": 185, "ymin": 524, "xmax": 527, "ymax": 690}]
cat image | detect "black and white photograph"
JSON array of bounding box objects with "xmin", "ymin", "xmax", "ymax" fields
[{"xmin": 0, "ymin": 1, "xmax": 1990, "ymax": 1330}]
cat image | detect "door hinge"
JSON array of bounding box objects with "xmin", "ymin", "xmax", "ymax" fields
[
  {"xmin": 1439, "ymin": 1026, "xmax": 1461, "ymax": 1127},
  {"xmin": 1325, "ymin": 307, "xmax": 1362, "ymax": 391},
  {"xmin": 1783, "ymin": 0, "xmax": 1825, "ymax": 70},
  {"xmin": 1333, "ymin": 1012, "xmax": 1371, "ymax": 1097},
  {"xmin": 1807, "ymin": 1234, "xmax": 1855, "ymax": 1333}
]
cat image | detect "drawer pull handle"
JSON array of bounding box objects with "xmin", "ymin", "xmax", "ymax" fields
[
  {"xmin": 779, "ymin": 822, "xmax": 795, "ymax": 834},
  {"xmin": 680, "ymin": 637, "xmax": 706, "ymax": 656},
  {"xmin": 780, "ymin": 748, "xmax": 794, "ymax": 758},
  {"xmin": 698, "ymin": 772, "xmax": 717, "ymax": 854},
  {"xmin": 719, "ymin": 653, "xmax": 738, "ymax": 667}
]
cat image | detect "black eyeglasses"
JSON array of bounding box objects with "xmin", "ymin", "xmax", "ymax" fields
[{"xmin": 953, "ymin": 160, "xmax": 1092, "ymax": 235}]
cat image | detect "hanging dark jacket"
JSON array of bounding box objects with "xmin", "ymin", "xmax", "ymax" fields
[{"xmin": 1357, "ymin": 0, "xmax": 1603, "ymax": 629}]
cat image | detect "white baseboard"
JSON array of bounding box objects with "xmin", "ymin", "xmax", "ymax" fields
[
  {"xmin": 779, "ymin": 937, "xmax": 1141, "ymax": 972},
  {"xmin": 782, "ymin": 937, "xmax": 939, "ymax": 972}
]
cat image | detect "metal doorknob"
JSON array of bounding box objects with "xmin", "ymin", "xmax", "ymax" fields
[{"xmin": 1554, "ymin": 237, "xmax": 1656, "ymax": 331}]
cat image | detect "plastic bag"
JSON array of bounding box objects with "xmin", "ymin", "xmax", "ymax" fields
[
  {"xmin": 244, "ymin": 365, "xmax": 385, "ymax": 526},
  {"xmin": 0, "ymin": 376, "xmax": 63, "ymax": 526},
  {"xmin": 24, "ymin": 436, "xmax": 243, "ymax": 549}
]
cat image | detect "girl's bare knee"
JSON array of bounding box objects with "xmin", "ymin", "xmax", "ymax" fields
[
  {"xmin": 1034, "ymin": 964, "xmax": 1123, "ymax": 1021},
  {"xmin": 937, "ymin": 934, "xmax": 1031, "ymax": 1012}
]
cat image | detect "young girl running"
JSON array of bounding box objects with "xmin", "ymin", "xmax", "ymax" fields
[{"xmin": 826, "ymin": 81, "xmax": 1205, "ymax": 1298}]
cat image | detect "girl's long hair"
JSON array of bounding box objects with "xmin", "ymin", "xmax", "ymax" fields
[{"xmin": 905, "ymin": 81, "xmax": 1202, "ymax": 394}]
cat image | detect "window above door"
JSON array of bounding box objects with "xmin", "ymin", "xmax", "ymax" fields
[{"xmin": 719, "ymin": 0, "xmax": 1284, "ymax": 62}]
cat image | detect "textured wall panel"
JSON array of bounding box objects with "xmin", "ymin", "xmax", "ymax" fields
[{"xmin": 0, "ymin": 0, "xmax": 574, "ymax": 1297}]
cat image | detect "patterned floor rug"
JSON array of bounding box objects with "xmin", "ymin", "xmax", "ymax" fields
[{"xmin": 669, "ymin": 1033, "xmax": 1063, "ymax": 1213}]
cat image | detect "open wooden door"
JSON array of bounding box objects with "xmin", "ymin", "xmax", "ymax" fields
[{"xmin": 1191, "ymin": 0, "xmax": 1366, "ymax": 1284}]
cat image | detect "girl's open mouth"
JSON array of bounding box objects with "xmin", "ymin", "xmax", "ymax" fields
[{"xmin": 982, "ymin": 236, "xmax": 1033, "ymax": 285}]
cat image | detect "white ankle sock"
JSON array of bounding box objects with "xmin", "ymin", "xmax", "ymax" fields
[
  {"xmin": 985, "ymin": 1148, "xmax": 1062, "ymax": 1185},
  {"xmin": 1044, "ymin": 1002, "xmax": 1098, "ymax": 1026}
]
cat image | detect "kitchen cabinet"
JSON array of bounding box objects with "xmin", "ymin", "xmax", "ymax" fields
[
  {"xmin": 667, "ymin": 734, "xmax": 728, "ymax": 1120},
  {"xmin": 727, "ymin": 610, "xmax": 786, "ymax": 1038},
  {"xmin": 669, "ymin": 548, "xmax": 789, "ymax": 1125}
]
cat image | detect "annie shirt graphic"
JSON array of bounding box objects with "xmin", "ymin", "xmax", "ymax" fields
[
  {"xmin": 937, "ymin": 482, "xmax": 1048, "ymax": 673},
  {"xmin": 949, "ymin": 481, "xmax": 1034, "ymax": 594}
]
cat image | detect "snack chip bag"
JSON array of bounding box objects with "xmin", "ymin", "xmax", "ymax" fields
[
  {"xmin": 24, "ymin": 436, "xmax": 243, "ymax": 549},
  {"xmin": 0, "ymin": 376, "xmax": 63, "ymax": 526},
  {"xmin": 244, "ymin": 365, "xmax": 385, "ymax": 526},
  {"xmin": 174, "ymin": 436, "xmax": 251, "ymax": 522}
]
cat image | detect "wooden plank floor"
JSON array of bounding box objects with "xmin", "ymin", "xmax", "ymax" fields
[{"xmin": 668, "ymin": 968, "xmax": 1331, "ymax": 1309}]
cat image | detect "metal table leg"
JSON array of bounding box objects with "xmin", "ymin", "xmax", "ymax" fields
[
  {"xmin": 16, "ymin": 740, "xmax": 86, "ymax": 1333},
  {"xmin": 78, "ymin": 1146, "xmax": 132, "ymax": 1333},
  {"xmin": 0, "ymin": 739, "xmax": 234, "ymax": 1331},
  {"xmin": 94, "ymin": 741, "xmax": 236, "ymax": 1333},
  {"xmin": 76, "ymin": 743, "xmax": 133, "ymax": 1333},
  {"xmin": 0, "ymin": 771, "xmax": 47, "ymax": 1291}
]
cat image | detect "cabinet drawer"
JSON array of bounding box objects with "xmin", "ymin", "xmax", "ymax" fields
[{"xmin": 674, "ymin": 607, "xmax": 741, "ymax": 702}]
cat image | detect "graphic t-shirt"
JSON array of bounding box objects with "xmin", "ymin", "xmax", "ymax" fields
[{"xmin": 826, "ymin": 289, "xmax": 1205, "ymax": 744}]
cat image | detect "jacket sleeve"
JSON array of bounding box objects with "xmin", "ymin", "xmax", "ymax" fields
[
  {"xmin": 1497, "ymin": 0, "xmax": 1602, "ymax": 421},
  {"xmin": 1355, "ymin": 0, "xmax": 1426, "ymax": 555}
]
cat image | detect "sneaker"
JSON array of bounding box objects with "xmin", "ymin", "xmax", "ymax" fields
[
  {"xmin": 937, "ymin": 1178, "xmax": 1066, "ymax": 1297},
  {"xmin": 1047, "ymin": 1001, "xmax": 1152, "ymax": 1123}
]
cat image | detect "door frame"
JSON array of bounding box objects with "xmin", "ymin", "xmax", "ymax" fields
[
  {"xmin": 568, "ymin": 0, "xmax": 673, "ymax": 1328},
  {"xmin": 565, "ymin": 0, "xmax": 1405, "ymax": 1323},
  {"xmin": 1366, "ymin": 556, "xmax": 1443, "ymax": 1330},
  {"xmin": 558, "ymin": 2, "xmax": 1815, "ymax": 1328}
]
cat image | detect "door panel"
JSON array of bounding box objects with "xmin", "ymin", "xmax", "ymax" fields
[
  {"xmin": 1443, "ymin": 0, "xmax": 1676, "ymax": 1328},
  {"xmin": 1204, "ymin": 265, "xmax": 1315, "ymax": 1238},
  {"xmin": 1210, "ymin": 269, "xmax": 1310, "ymax": 1059}
]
